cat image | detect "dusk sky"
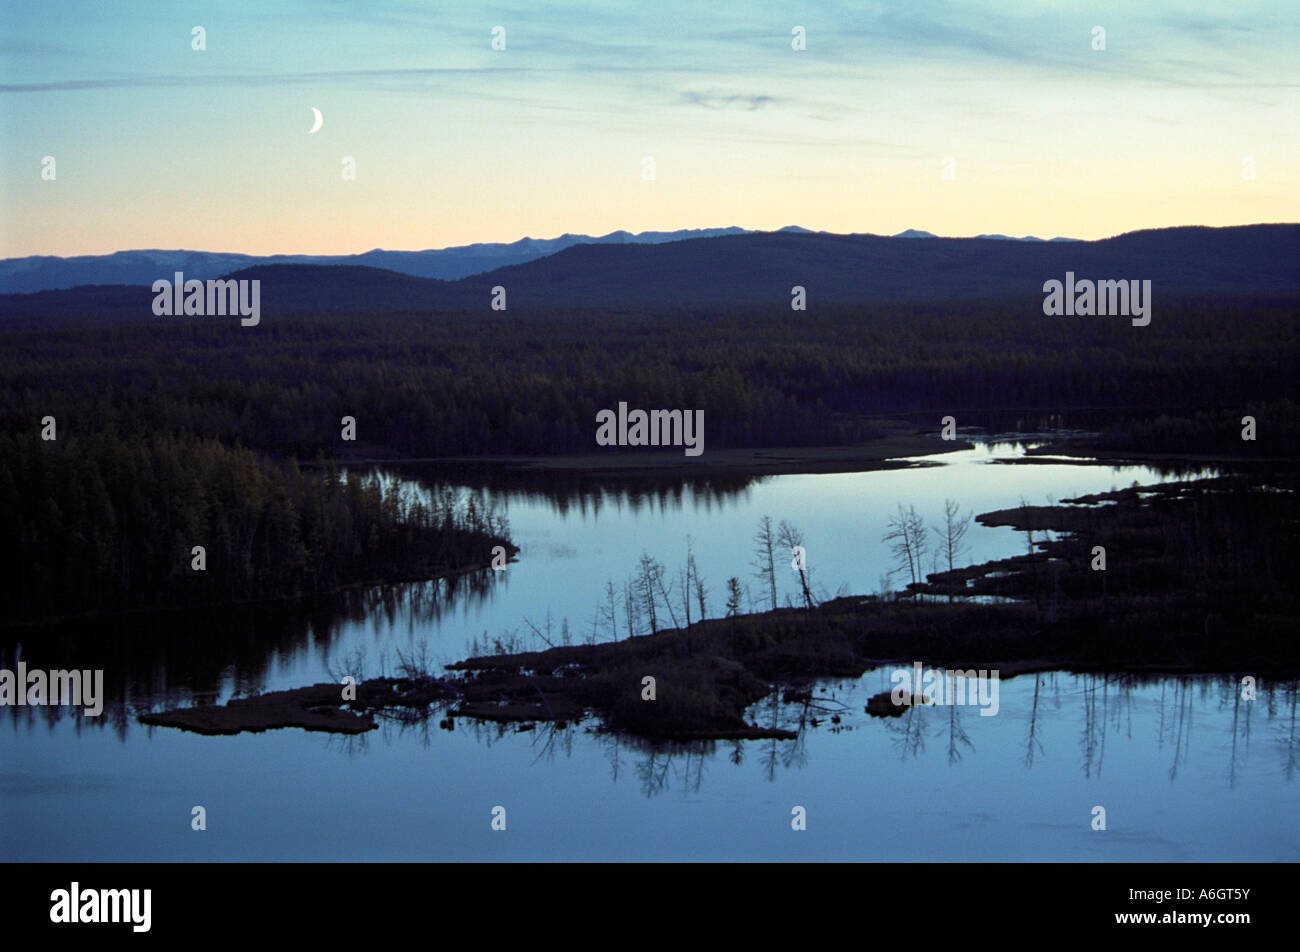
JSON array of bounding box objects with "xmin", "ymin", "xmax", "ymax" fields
[{"xmin": 2, "ymin": 0, "xmax": 1296, "ymax": 256}]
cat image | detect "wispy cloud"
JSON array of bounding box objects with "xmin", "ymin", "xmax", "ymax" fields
[
  {"xmin": 0, "ymin": 64, "xmax": 724, "ymax": 95},
  {"xmin": 680, "ymin": 90, "xmax": 776, "ymax": 111}
]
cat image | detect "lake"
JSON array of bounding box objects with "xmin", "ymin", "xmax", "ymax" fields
[{"xmin": 3, "ymin": 442, "xmax": 1297, "ymax": 861}]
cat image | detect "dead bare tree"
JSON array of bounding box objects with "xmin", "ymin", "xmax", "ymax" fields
[
  {"xmin": 521, "ymin": 614, "xmax": 556, "ymax": 649},
  {"xmin": 678, "ymin": 564, "xmax": 693, "ymax": 627},
  {"xmin": 623, "ymin": 576, "xmax": 640, "ymax": 639},
  {"xmin": 883, "ymin": 503, "xmax": 928, "ymax": 588},
  {"xmin": 635, "ymin": 553, "xmax": 661, "ymax": 633},
  {"xmin": 653, "ymin": 563, "xmax": 680, "ymax": 630},
  {"xmin": 752, "ymin": 515, "xmax": 778, "ymax": 610},
  {"xmin": 680, "ymin": 538, "xmax": 696, "ymax": 628},
  {"xmin": 602, "ymin": 579, "xmax": 619, "ymax": 642},
  {"xmin": 908, "ymin": 506, "xmax": 929, "ymax": 585},
  {"xmin": 637, "ymin": 551, "xmax": 676, "ymax": 632},
  {"xmin": 932, "ymin": 498, "xmax": 973, "ymax": 601},
  {"xmin": 777, "ymin": 519, "xmax": 814, "ymax": 609},
  {"xmin": 935, "ymin": 498, "xmax": 972, "ymax": 571},
  {"xmin": 689, "ymin": 547, "xmax": 707, "ymax": 621}
]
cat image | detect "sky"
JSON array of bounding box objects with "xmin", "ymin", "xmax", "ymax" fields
[{"xmin": 1, "ymin": 0, "xmax": 1297, "ymax": 256}]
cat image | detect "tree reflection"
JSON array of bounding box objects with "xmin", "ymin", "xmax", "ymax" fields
[
  {"xmin": 0, "ymin": 569, "xmax": 505, "ymax": 735},
  {"xmin": 9, "ymin": 652, "xmax": 1299, "ymax": 804},
  {"xmin": 1023, "ymin": 675, "xmax": 1044, "ymax": 768}
]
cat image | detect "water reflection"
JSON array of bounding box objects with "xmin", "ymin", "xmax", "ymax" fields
[
  {"xmin": 329, "ymin": 672, "xmax": 1299, "ymax": 801},
  {"xmin": 585, "ymin": 673, "xmax": 1296, "ymax": 798},
  {"xmin": 867, "ymin": 673, "xmax": 1300, "ymax": 794},
  {"xmin": 0, "ymin": 566, "xmax": 503, "ymax": 737},
  {"xmin": 380, "ymin": 461, "xmax": 763, "ymax": 517},
  {"xmin": 328, "ymin": 672, "xmax": 1299, "ymax": 799},
  {"xmin": 11, "ymin": 637, "xmax": 1291, "ymax": 802}
]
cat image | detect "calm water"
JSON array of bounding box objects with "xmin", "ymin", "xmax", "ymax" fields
[{"xmin": 3, "ymin": 444, "xmax": 1297, "ymax": 861}]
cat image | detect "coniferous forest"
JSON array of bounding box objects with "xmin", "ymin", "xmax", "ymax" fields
[
  {"xmin": 2, "ymin": 293, "xmax": 1295, "ymax": 624},
  {"xmin": 4, "ymin": 294, "xmax": 1296, "ymax": 456},
  {"xmin": 0, "ymin": 430, "xmax": 510, "ymax": 624}
]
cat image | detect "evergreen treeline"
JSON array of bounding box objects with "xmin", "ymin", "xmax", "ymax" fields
[
  {"xmin": 0, "ymin": 431, "xmax": 510, "ymax": 625},
  {"xmin": 2, "ymin": 294, "xmax": 1295, "ymax": 459},
  {"xmin": 1090, "ymin": 402, "xmax": 1300, "ymax": 455}
]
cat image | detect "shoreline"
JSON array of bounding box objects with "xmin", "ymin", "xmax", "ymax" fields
[
  {"xmin": 308, "ymin": 424, "xmax": 973, "ymax": 478},
  {"xmin": 0, "ymin": 547, "xmax": 516, "ymax": 634},
  {"xmin": 311, "ymin": 429, "xmax": 1289, "ymax": 480}
]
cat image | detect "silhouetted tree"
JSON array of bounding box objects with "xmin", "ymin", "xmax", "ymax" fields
[{"xmin": 752, "ymin": 515, "xmax": 778, "ymax": 610}]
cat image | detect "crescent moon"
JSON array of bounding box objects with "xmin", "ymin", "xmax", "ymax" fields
[{"xmin": 308, "ymin": 107, "xmax": 323, "ymax": 135}]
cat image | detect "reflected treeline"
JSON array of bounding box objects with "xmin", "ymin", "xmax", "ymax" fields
[
  {"xmin": 875, "ymin": 674, "xmax": 1300, "ymax": 790},
  {"xmin": 1028, "ymin": 674, "xmax": 1299, "ymax": 787},
  {"xmin": 296, "ymin": 670, "xmax": 1300, "ymax": 797},
  {"xmin": 0, "ymin": 567, "xmax": 503, "ymax": 740},
  {"xmin": 380, "ymin": 460, "xmax": 762, "ymax": 517},
  {"xmin": 1071, "ymin": 674, "xmax": 1295, "ymax": 787},
  {"xmin": 599, "ymin": 732, "xmax": 714, "ymax": 798},
  {"xmin": 311, "ymin": 671, "xmax": 1300, "ymax": 797},
  {"xmin": 1153, "ymin": 675, "xmax": 1300, "ymax": 788},
  {"xmin": 543, "ymin": 674, "xmax": 1298, "ymax": 798}
]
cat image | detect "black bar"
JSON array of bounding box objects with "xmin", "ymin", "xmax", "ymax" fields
[{"xmin": 4, "ymin": 862, "xmax": 1286, "ymax": 939}]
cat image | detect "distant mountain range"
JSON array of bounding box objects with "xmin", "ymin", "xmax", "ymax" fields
[
  {"xmin": 896, "ymin": 228, "xmax": 1077, "ymax": 241},
  {"xmin": 0, "ymin": 226, "xmax": 1078, "ymax": 295},
  {"xmin": 0, "ymin": 228, "xmax": 751, "ymax": 294},
  {"xmin": 1, "ymin": 225, "xmax": 1294, "ymax": 318}
]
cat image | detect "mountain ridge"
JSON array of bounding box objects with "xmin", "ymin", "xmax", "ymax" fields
[
  {"xmin": 0, "ymin": 227, "xmax": 755, "ymax": 293},
  {"xmin": 1, "ymin": 224, "xmax": 1089, "ymax": 294},
  {"xmin": 2, "ymin": 224, "xmax": 1294, "ymax": 317}
]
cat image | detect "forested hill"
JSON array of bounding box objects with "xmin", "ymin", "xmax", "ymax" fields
[
  {"xmin": 453, "ymin": 223, "xmax": 1298, "ymax": 310},
  {"xmin": 2, "ymin": 224, "xmax": 1295, "ymax": 318}
]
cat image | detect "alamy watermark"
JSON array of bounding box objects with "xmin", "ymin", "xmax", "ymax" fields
[
  {"xmin": 1042, "ymin": 272, "xmax": 1151, "ymax": 326},
  {"xmin": 596, "ymin": 401, "xmax": 704, "ymax": 456},
  {"xmin": 0, "ymin": 663, "xmax": 104, "ymax": 716},
  {"xmin": 152, "ymin": 272, "xmax": 260, "ymax": 326},
  {"xmin": 50, "ymin": 882, "xmax": 151, "ymax": 932},
  {"xmin": 890, "ymin": 662, "xmax": 1000, "ymax": 716}
]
